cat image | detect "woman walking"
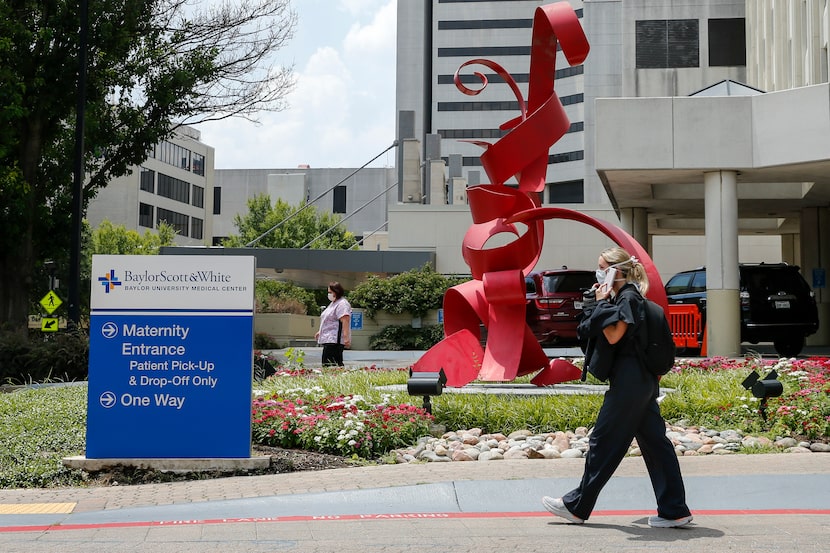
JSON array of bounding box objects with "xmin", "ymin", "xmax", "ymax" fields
[{"xmin": 542, "ymin": 246, "xmax": 692, "ymax": 528}]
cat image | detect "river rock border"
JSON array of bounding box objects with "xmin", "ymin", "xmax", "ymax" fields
[{"xmin": 392, "ymin": 425, "xmax": 830, "ymax": 463}]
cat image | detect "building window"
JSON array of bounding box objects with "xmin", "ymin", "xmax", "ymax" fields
[
  {"xmin": 459, "ymin": 150, "xmax": 583, "ymax": 168},
  {"xmin": 157, "ymin": 173, "xmax": 190, "ymax": 204},
  {"xmin": 547, "ymin": 180, "xmax": 584, "ymax": 204},
  {"xmin": 213, "ymin": 187, "xmax": 221, "ymax": 215},
  {"xmin": 439, "ymin": 122, "xmax": 582, "ymax": 140},
  {"xmin": 438, "ymin": 46, "xmax": 531, "ymax": 57},
  {"xmin": 139, "ymin": 167, "xmax": 155, "ymax": 193},
  {"xmin": 191, "ymin": 217, "xmax": 203, "ymax": 240},
  {"xmin": 155, "ymin": 140, "xmax": 204, "ymax": 173},
  {"xmin": 438, "ymin": 94, "xmax": 581, "ymax": 112},
  {"xmin": 439, "ymin": 128, "xmax": 507, "ymax": 139},
  {"xmin": 192, "ymin": 153, "xmax": 205, "ymax": 176},
  {"xmin": 157, "ymin": 207, "xmax": 189, "ymax": 236},
  {"xmin": 549, "ymin": 150, "xmax": 584, "ymax": 164},
  {"xmin": 192, "ymin": 185, "xmax": 204, "ymax": 208},
  {"xmin": 139, "ymin": 203, "xmax": 154, "ymax": 228},
  {"xmin": 708, "ymin": 18, "xmax": 746, "ymax": 67},
  {"xmin": 635, "ymin": 19, "xmax": 700, "ymax": 69},
  {"xmin": 333, "ymin": 186, "xmax": 347, "ymax": 214},
  {"xmin": 438, "ymin": 65, "xmax": 582, "ymax": 86},
  {"xmin": 439, "ymin": 19, "xmax": 532, "ymax": 30}
]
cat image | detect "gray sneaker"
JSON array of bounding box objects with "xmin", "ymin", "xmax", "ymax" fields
[
  {"xmin": 648, "ymin": 515, "xmax": 693, "ymax": 528},
  {"xmin": 542, "ymin": 496, "xmax": 584, "ymax": 524}
]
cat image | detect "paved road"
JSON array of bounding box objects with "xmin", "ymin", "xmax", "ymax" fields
[{"xmin": 1, "ymin": 453, "xmax": 828, "ymax": 552}]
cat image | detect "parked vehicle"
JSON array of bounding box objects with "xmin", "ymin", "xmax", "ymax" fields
[
  {"xmin": 664, "ymin": 264, "xmax": 819, "ymax": 357},
  {"xmin": 525, "ymin": 268, "xmax": 596, "ymax": 346}
]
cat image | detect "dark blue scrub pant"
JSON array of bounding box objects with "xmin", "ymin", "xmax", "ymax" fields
[{"xmin": 563, "ymin": 355, "xmax": 691, "ymax": 521}]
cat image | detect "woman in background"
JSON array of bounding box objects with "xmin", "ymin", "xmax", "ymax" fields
[{"xmin": 315, "ymin": 281, "xmax": 352, "ymax": 366}]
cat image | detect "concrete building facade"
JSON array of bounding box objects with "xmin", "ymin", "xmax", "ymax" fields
[
  {"xmin": 390, "ymin": 0, "xmax": 780, "ymax": 282},
  {"xmin": 592, "ymin": 1, "xmax": 830, "ymax": 353},
  {"xmin": 746, "ymin": 0, "xmax": 830, "ymax": 91},
  {"xmin": 86, "ymin": 126, "xmax": 215, "ymax": 247},
  {"xmin": 211, "ymin": 166, "xmax": 397, "ymax": 246}
]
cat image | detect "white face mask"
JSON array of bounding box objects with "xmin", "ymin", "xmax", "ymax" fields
[
  {"xmin": 596, "ymin": 257, "xmax": 636, "ymax": 284},
  {"xmin": 327, "ymin": 292, "xmax": 336, "ymax": 301}
]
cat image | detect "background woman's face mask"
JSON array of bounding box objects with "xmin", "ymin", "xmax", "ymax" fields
[{"xmin": 327, "ymin": 292, "xmax": 335, "ymax": 301}]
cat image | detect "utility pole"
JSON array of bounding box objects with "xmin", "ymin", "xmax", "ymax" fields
[{"xmin": 68, "ymin": 0, "xmax": 88, "ymax": 326}]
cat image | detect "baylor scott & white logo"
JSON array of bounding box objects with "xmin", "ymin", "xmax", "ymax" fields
[{"xmin": 98, "ymin": 269, "xmax": 122, "ymax": 293}]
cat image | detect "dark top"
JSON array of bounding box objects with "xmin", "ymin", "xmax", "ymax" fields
[{"xmin": 578, "ymin": 283, "xmax": 645, "ymax": 381}]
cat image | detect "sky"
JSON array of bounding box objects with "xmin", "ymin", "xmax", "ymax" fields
[{"xmin": 195, "ymin": 0, "xmax": 398, "ymax": 170}]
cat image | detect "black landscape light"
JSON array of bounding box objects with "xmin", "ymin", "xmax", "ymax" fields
[
  {"xmin": 741, "ymin": 369, "xmax": 784, "ymax": 422},
  {"xmin": 407, "ymin": 368, "xmax": 447, "ymax": 414}
]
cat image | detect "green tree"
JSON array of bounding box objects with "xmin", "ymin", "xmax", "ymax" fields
[
  {"xmin": 86, "ymin": 219, "xmax": 176, "ymax": 258},
  {"xmin": 223, "ymin": 194, "xmax": 359, "ymax": 250},
  {"xmin": 349, "ymin": 266, "xmax": 469, "ymax": 318},
  {"xmin": 0, "ymin": 0, "xmax": 296, "ymax": 332}
]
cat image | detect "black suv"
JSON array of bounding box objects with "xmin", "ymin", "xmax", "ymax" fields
[
  {"xmin": 525, "ymin": 268, "xmax": 596, "ymax": 346},
  {"xmin": 664, "ymin": 264, "xmax": 819, "ymax": 357}
]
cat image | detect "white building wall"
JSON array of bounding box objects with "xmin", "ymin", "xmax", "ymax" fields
[
  {"xmin": 212, "ymin": 167, "xmax": 396, "ymax": 243},
  {"xmin": 86, "ymin": 126, "xmax": 214, "ymax": 247},
  {"xmin": 747, "ymin": 0, "xmax": 830, "ymax": 90}
]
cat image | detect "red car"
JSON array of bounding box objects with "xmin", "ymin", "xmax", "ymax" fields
[{"xmin": 525, "ymin": 268, "xmax": 596, "ymax": 346}]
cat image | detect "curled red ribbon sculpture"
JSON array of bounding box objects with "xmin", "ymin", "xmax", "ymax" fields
[{"xmin": 413, "ymin": 2, "xmax": 667, "ymax": 388}]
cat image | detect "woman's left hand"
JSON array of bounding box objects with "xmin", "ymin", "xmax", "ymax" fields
[{"xmin": 596, "ymin": 283, "xmax": 612, "ymax": 301}]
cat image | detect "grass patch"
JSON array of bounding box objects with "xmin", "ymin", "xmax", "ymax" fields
[{"xmin": 0, "ymin": 385, "xmax": 87, "ymax": 488}]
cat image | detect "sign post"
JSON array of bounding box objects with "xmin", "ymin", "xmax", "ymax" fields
[{"xmin": 86, "ymin": 255, "xmax": 255, "ymax": 458}]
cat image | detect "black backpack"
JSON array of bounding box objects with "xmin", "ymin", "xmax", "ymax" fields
[{"xmin": 635, "ymin": 298, "xmax": 676, "ymax": 376}]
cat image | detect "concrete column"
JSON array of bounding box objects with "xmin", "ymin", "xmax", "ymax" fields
[
  {"xmin": 397, "ymin": 111, "xmax": 422, "ymax": 204},
  {"xmin": 400, "ymin": 139, "xmax": 422, "ymax": 203},
  {"xmin": 427, "ymin": 159, "xmax": 446, "ymax": 205},
  {"xmin": 448, "ymin": 177, "xmax": 468, "ymax": 205},
  {"xmin": 704, "ymin": 170, "xmax": 741, "ymax": 357},
  {"xmin": 780, "ymin": 233, "xmax": 799, "ymax": 266},
  {"xmin": 801, "ymin": 207, "xmax": 830, "ymax": 345},
  {"xmin": 620, "ymin": 207, "xmax": 649, "ymax": 251}
]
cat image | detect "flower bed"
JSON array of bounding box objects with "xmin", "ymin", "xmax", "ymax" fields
[
  {"xmin": 251, "ymin": 353, "xmax": 829, "ymax": 460},
  {"xmin": 252, "ymin": 386, "xmax": 434, "ymax": 459}
]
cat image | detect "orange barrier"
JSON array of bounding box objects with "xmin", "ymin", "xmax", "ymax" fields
[{"xmin": 668, "ymin": 304, "xmax": 702, "ymax": 349}]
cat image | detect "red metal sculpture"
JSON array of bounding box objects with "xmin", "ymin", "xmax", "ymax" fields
[{"xmin": 413, "ymin": 2, "xmax": 666, "ymax": 387}]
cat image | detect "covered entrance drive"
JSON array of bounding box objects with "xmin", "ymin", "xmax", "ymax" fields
[{"xmin": 595, "ymin": 83, "xmax": 830, "ymax": 356}]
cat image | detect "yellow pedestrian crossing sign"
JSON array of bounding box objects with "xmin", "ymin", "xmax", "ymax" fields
[
  {"xmin": 40, "ymin": 291, "xmax": 62, "ymax": 315},
  {"xmin": 41, "ymin": 318, "xmax": 59, "ymax": 332}
]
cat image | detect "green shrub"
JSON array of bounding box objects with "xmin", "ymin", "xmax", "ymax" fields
[
  {"xmin": 254, "ymin": 333, "xmax": 282, "ymax": 350},
  {"xmin": 349, "ymin": 265, "xmax": 469, "ymax": 318},
  {"xmin": 255, "ymin": 280, "xmax": 317, "ymax": 314},
  {"xmin": 0, "ymin": 330, "xmax": 89, "ymax": 385},
  {"xmin": 369, "ymin": 324, "xmax": 445, "ymax": 350}
]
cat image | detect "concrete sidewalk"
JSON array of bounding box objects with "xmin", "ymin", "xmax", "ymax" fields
[{"xmin": 1, "ymin": 453, "xmax": 828, "ymax": 552}]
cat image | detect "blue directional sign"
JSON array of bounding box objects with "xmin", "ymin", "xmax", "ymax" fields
[
  {"xmin": 813, "ymin": 268, "xmax": 826, "ymax": 289},
  {"xmin": 87, "ymin": 255, "xmax": 255, "ymax": 459},
  {"xmin": 350, "ymin": 310, "xmax": 363, "ymax": 330}
]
